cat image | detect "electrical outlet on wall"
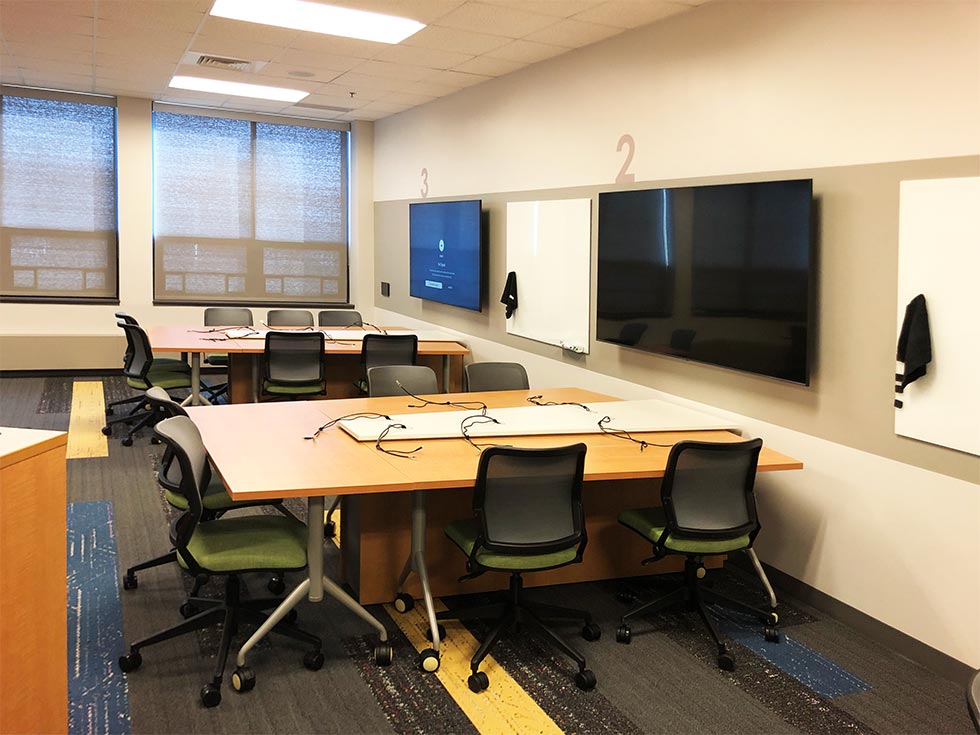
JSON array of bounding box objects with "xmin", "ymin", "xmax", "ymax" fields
[{"xmin": 380, "ymin": 281, "xmax": 390, "ymax": 297}]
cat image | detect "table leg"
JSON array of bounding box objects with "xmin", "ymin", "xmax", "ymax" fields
[
  {"xmin": 181, "ymin": 353, "xmax": 213, "ymax": 407},
  {"xmin": 395, "ymin": 491, "xmax": 440, "ymax": 656},
  {"xmin": 442, "ymin": 355, "xmax": 450, "ymax": 392},
  {"xmin": 236, "ymin": 578, "xmax": 310, "ymax": 668},
  {"xmin": 308, "ymin": 496, "xmax": 325, "ymax": 602}
]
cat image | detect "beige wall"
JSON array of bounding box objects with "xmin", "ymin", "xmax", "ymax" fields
[{"xmin": 371, "ymin": 1, "xmax": 980, "ymax": 667}]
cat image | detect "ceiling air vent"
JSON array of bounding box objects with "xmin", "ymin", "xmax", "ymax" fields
[{"xmin": 195, "ymin": 54, "xmax": 254, "ymax": 72}]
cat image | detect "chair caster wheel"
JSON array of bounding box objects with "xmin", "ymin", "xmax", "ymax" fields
[
  {"xmin": 374, "ymin": 643, "xmax": 393, "ymax": 666},
  {"xmin": 764, "ymin": 625, "xmax": 781, "ymax": 643},
  {"xmin": 425, "ymin": 624, "xmax": 446, "ymax": 642},
  {"xmin": 419, "ymin": 649, "xmax": 440, "ymax": 672},
  {"xmin": 324, "ymin": 520, "xmax": 336, "ymax": 538},
  {"xmin": 231, "ymin": 667, "xmax": 254, "ymax": 692},
  {"xmin": 575, "ymin": 669, "xmax": 597, "ymax": 691},
  {"xmin": 267, "ymin": 575, "xmax": 285, "ymax": 595},
  {"xmin": 180, "ymin": 602, "xmax": 200, "ymax": 618},
  {"xmin": 303, "ymin": 650, "xmax": 324, "ymax": 671},
  {"xmin": 616, "ymin": 625, "xmax": 632, "ymax": 644},
  {"xmin": 765, "ymin": 611, "xmax": 779, "ymax": 626},
  {"xmin": 393, "ymin": 593, "xmax": 414, "ymax": 613},
  {"xmin": 201, "ymin": 683, "xmax": 221, "ymax": 708},
  {"xmin": 582, "ymin": 622, "xmax": 601, "ymax": 641},
  {"xmin": 122, "ymin": 573, "xmax": 138, "ymax": 590},
  {"xmin": 121, "ymin": 437, "xmax": 133, "ymax": 447},
  {"xmin": 101, "ymin": 426, "xmax": 112, "ymax": 436},
  {"xmin": 118, "ymin": 651, "xmax": 142, "ymax": 672},
  {"xmin": 717, "ymin": 653, "xmax": 736, "ymax": 671},
  {"xmin": 150, "ymin": 436, "xmax": 160, "ymax": 445},
  {"xmin": 468, "ymin": 671, "xmax": 489, "ymax": 692},
  {"xmin": 105, "ymin": 408, "xmax": 115, "ymax": 416}
]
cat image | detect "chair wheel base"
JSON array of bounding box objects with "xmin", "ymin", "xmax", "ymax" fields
[
  {"xmin": 231, "ymin": 666, "xmax": 255, "ymax": 692},
  {"xmin": 179, "ymin": 602, "xmax": 198, "ymax": 619},
  {"xmin": 101, "ymin": 426, "xmax": 112, "ymax": 436},
  {"xmin": 764, "ymin": 625, "xmax": 781, "ymax": 643},
  {"xmin": 582, "ymin": 622, "xmax": 601, "ymax": 641},
  {"xmin": 118, "ymin": 651, "xmax": 142, "ymax": 672},
  {"xmin": 324, "ymin": 520, "xmax": 336, "ymax": 538},
  {"xmin": 419, "ymin": 649, "xmax": 440, "ymax": 672},
  {"xmin": 122, "ymin": 573, "xmax": 137, "ymax": 590},
  {"xmin": 374, "ymin": 643, "xmax": 393, "ymax": 666},
  {"xmin": 717, "ymin": 652, "xmax": 736, "ymax": 671},
  {"xmin": 201, "ymin": 683, "xmax": 221, "ymax": 707},
  {"xmin": 303, "ymin": 650, "xmax": 324, "ymax": 671},
  {"xmin": 575, "ymin": 669, "xmax": 597, "ymax": 691},
  {"xmin": 267, "ymin": 575, "xmax": 285, "ymax": 595},
  {"xmin": 121, "ymin": 437, "xmax": 134, "ymax": 447},
  {"xmin": 468, "ymin": 671, "xmax": 489, "ymax": 692},
  {"xmin": 393, "ymin": 593, "xmax": 414, "ymax": 614},
  {"xmin": 615, "ymin": 625, "xmax": 632, "ymax": 644}
]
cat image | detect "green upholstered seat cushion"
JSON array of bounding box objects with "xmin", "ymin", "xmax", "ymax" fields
[
  {"xmin": 263, "ymin": 381, "xmax": 323, "ymax": 395},
  {"xmin": 445, "ymin": 518, "xmax": 580, "ymax": 572},
  {"xmin": 127, "ymin": 367, "xmax": 191, "ymax": 391},
  {"xmin": 205, "ymin": 353, "xmax": 229, "ymax": 367},
  {"xmin": 618, "ymin": 506, "xmax": 750, "ymax": 555},
  {"xmin": 151, "ymin": 357, "xmax": 188, "ymax": 369},
  {"xmin": 178, "ymin": 515, "xmax": 308, "ymax": 573}
]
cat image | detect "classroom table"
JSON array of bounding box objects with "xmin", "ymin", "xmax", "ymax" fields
[
  {"xmin": 146, "ymin": 325, "xmax": 470, "ymax": 405},
  {"xmin": 186, "ymin": 388, "xmax": 802, "ymax": 674}
]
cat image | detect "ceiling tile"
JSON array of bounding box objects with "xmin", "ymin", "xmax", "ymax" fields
[
  {"xmin": 257, "ymin": 62, "xmax": 346, "ymax": 85},
  {"xmin": 480, "ymin": 0, "xmax": 600, "ymax": 18},
  {"xmin": 332, "ymin": 0, "xmax": 467, "ymax": 25},
  {"xmin": 422, "ymin": 68, "xmax": 492, "ymax": 89},
  {"xmin": 275, "ymin": 48, "xmax": 363, "ymax": 73},
  {"xmin": 315, "ymin": 83, "xmax": 383, "ymax": 104},
  {"xmin": 3, "ymin": 32, "xmax": 93, "ymax": 56},
  {"xmin": 382, "ymin": 90, "xmax": 438, "ymax": 106},
  {"xmin": 374, "ymin": 43, "xmax": 472, "ymax": 69},
  {"xmin": 1, "ymin": 7, "xmax": 94, "ymax": 36},
  {"xmin": 12, "ymin": 57, "xmax": 94, "ymax": 76},
  {"xmin": 96, "ymin": 0, "xmax": 209, "ymax": 32},
  {"xmin": 17, "ymin": 70, "xmax": 96, "ymax": 92},
  {"xmin": 451, "ymin": 54, "xmax": 526, "ymax": 77},
  {"xmin": 403, "ymin": 25, "xmax": 510, "ymax": 55},
  {"xmin": 435, "ymin": 2, "xmax": 558, "ymax": 37},
  {"xmin": 353, "ymin": 59, "xmax": 436, "ymax": 82},
  {"xmin": 188, "ymin": 37, "xmax": 287, "ymax": 64},
  {"xmin": 571, "ymin": 1, "xmax": 690, "ymax": 29},
  {"xmin": 523, "ymin": 18, "xmax": 621, "ymax": 47},
  {"xmin": 330, "ymin": 71, "xmax": 419, "ymax": 93},
  {"xmin": 285, "ymin": 32, "xmax": 388, "ymax": 60},
  {"xmin": 485, "ymin": 38, "xmax": 569, "ymax": 64},
  {"xmin": 195, "ymin": 16, "xmax": 301, "ymax": 47}
]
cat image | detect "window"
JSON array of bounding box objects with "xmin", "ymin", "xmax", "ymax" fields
[
  {"xmin": 152, "ymin": 106, "xmax": 349, "ymax": 305},
  {"xmin": 0, "ymin": 89, "xmax": 118, "ymax": 301}
]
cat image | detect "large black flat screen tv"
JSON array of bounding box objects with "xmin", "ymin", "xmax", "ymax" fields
[
  {"xmin": 596, "ymin": 179, "xmax": 814, "ymax": 384},
  {"xmin": 409, "ymin": 199, "xmax": 482, "ymax": 311}
]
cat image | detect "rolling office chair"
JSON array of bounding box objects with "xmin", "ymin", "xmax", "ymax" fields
[
  {"xmin": 261, "ymin": 331, "xmax": 327, "ymax": 399},
  {"xmin": 322, "ymin": 364, "xmax": 440, "ymax": 539},
  {"xmin": 436, "ymin": 444, "xmax": 600, "ymax": 692},
  {"xmin": 118, "ymin": 416, "xmax": 322, "ymax": 708},
  {"xmin": 318, "ymin": 309, "xmax": 363, "ymax": 327},
  {"xmin": 367, "ymin": 365, "xmax": 439, "ymax": 397},
  {"xmin": 121, "ymin": 387, "xmax": 294, "ymax": 594},
  {"xmin": 266, "ymin": 309, "xmax": 314, "ymax": 327},
  {"xmin": 614, "ymin": 438, "xmax": 780, "ymax": 671},
  {"xmin": 464, "ymin": 361, "xmax": 530, "ymax": 392},
  {"xmin": 102, "ymin": 321, "xmax": 193, "ymax": 446},
  {"xmin": 356, "ymin": 333, "xmax": 418, "ymax": 394},
  {"xmin": 201, "ymin": 307, "xmax": 254, "ymax": 402}
]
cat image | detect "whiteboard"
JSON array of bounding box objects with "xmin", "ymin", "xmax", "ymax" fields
[
  {"xmin": 338, "ymin": 397, "xmax": 738, "ymax": 441},
  {"xmin": 505, "ymin": 199, "xmax": 592, "ymax": 353},
  {"xmin": 895, "ymin": 177, "xmax": 980, "ymax": 456}
]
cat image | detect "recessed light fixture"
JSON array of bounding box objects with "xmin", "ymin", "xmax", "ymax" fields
[
  {"xmin": 209, "ymin": 0, "xmax": 425, "ymax": 44},
  {"xmin": 169, "ymin": 75, "xmax": 309, "ymax": 103}
]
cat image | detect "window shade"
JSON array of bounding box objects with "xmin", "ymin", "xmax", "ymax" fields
[
  {"xmin": 0, "ymin": 92, "xmax": 118, "ymax": 300},
  {"xmin": 152, "ymin": 108, "xmax": 348, "ymax": 304}
]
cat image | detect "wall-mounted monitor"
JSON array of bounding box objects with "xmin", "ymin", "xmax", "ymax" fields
[
  {"xmin": 409, "ymin": 199, "xmax": 483, "ymax": 311},
  {"xmin": 596, "ymin": 179, "xmax": 814, "ymax": 385}
]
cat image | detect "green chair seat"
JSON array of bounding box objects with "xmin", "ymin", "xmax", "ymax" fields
[
  {"xmin": 178, "ymin": 515, "xmax": 308, "ymax": 573},
  {"xmin": 446, "ymin": 518, "xmax": 580, "ymax": 571},
  {"xmin": 618, "ymin": 506, "xmax": 750, "ymax": 555},
  {"xmin": 128, "ymin": 368, "xmax": 192, "ymax": 391},
  {"xmin": 205, "ymin": 353, "xmax": 229, "ymax": 367},
  {"xmin": 164, "ymin": 475, "xmax": 239, "ymax": 512},
  {"xmin": 151, "ymin": 357, "xmax": 188, "ymax": 369},
  {"xmin": 262, "ymin": 381, "xmax": 324, "ymax": 395}
]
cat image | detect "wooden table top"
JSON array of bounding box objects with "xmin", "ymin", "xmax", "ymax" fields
[
  {"xmin": 146, "ymin": 325, "xmax": 470, "ymax": 356},
  {"xmin": 188, "ymin": 388, "xmax": 802, "ymax": 502}
]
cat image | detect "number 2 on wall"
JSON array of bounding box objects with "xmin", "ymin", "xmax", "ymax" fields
[
  {"xmin": 615, "ymin": 134, "xmax": 636, "ymax": 184},
  {"xmin": 420, "ymin": 167, "xmax": 429, "ymax": 198}
]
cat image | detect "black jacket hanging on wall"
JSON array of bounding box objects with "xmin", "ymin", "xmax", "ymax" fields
[
  {"xmin": 895, "ymin": 293, "xmax": 932, "ymax": 408},
  {"xmin": 500, "ymin": 271, "xmax": 518, "ymax": 319}
]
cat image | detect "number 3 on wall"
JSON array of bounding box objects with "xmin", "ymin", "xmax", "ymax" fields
[
  {"xmin": 420, "ymin": 167, "xmax": 429, "ymax": 198},
  {"xmin": 615, "ymin": 134, "xmax": 636, "ymax": 184}
]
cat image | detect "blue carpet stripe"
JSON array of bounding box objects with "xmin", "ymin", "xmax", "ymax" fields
[
  {"xmin": 712, "ymin": 606, "xmax": 872, "ymax": 699},
  {"xmin": 67, "ymin": 501, "xmax": 131, "ymax": 735}
]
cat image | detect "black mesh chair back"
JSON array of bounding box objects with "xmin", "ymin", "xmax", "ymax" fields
[
  {"xmin": 115, "ymin": 311, "xmax": 139, "ymax": 325},
  {"xmin": 318, "ymin": 309, "xmax": 363, "ymax": 327},
  {"xmin": 118, "ymin": 321, "xmax": 155, "ymax": 382},
  {"xmin": 264, "ymin": 331, "xmax": 325, "ymax": 388},
  {"xmin": 145, "ymin": 387, "xmax": 189, "ymax": 490},
  {"xmin": 154, "ymin": 417, "xmax": 211, "ymax": 554},
  {"xmin": 475, "ymin": 443, "xmax": 587, "ymax": 557},
  {"xmin": 661, "ymin": 438, "xmax": 763, "ymax": 543},
  {"xmin": 361, "ymin": 333, "xmax": 418, "ymax": 371},
  {"xmin": 204, "ymin": 307, "xmax": 253, "ymax": 326},
  {"xmin": 465, "ymin": 362, "xmax": 529, "ymax": 392},
  {"xmin": 266, "ymin": 309, "xmax": 314, "ymax": 327},
  {"xmin": 367, "ymin": 365, "xmax": 438, "ymax": 397}
]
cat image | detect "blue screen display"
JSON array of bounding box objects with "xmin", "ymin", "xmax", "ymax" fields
[{"xmin": 409, "ymin": 200, "xmax": 482, "ymax": 311}]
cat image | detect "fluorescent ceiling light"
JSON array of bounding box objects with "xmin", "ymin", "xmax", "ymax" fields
[
  {"xmin": 210, "ymin": 0, "xmax": 425, "ymax": 44},
  {"xmin": 169, "ymin": 75, "xmax": 309, "ymax": 103}
]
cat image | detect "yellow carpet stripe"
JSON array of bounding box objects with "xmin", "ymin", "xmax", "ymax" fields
[
  {"xmin": 67, "ymin": 381, "xmax": 108, "ymax": 459},
  {"xmin": 384, "ymin": 602, "xmax": 563, "ymax": 735}
]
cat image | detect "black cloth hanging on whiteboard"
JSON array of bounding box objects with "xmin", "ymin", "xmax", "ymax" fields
[
  {"xmin": 500, "ymin": 271, "xmax": 518, "ymax": 319},
  {"xmin": 894, "ymin": 293, "xmax": 932, "ymax": 408}
]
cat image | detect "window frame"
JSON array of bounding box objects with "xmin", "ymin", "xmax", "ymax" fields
[
  {"xmin": 0, "ymin": 86, "xmax": 120, "ymax": 305},
  {"xmin": 150, "ymin": 103, "xmax": 351, "ymax": 308}
]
